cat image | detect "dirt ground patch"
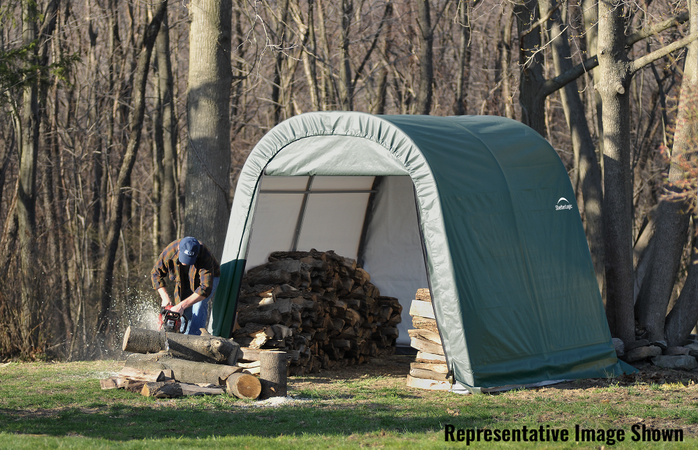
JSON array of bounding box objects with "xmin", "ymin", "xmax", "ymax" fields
[{"xmin": 291, "ymin": 353, "xmax": 698, "ymax": 390}]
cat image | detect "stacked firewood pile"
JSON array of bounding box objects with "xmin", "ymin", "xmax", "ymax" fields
[
  {"xmin": 234, "ymin": 250, "xmax": 402, "ymax": 375},
  {"xmin": 100, "ymin": 327, "xmax": 287, "ymax": 399},
  {"xmin": 406, "ymin": 288, "xmax": 451, "ymax": 390}
]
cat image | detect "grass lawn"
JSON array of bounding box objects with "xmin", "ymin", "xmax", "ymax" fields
[{"xmin": 1, "ymin": 355, "xmax": 697, "ymax": 449}]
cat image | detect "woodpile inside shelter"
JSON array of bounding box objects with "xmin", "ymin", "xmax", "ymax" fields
[
  {"xmin": 100, "ymin": 326, "xmax": 287, "ymax": 400},
  {"xmin": 234, "ymin": 250, "xmax": 402, "ymax": 375},
  {"xmin": 407, "ymin": 288, "xmax": 451, "ymax": 390}
]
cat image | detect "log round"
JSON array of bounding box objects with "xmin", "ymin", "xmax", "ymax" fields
[
  {"xmin": 226, "ymin": 373, "xmax": 262, "ymax": 399},
  {"xmin": 260, "ymin": 350, "xmax": 288, "ymax": 398}
]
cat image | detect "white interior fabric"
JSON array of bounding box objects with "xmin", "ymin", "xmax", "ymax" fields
[
  {"xmin": 245, "ymin": 176, "xmax": 309, "ymax": 269},
  {"xmin": 361, "ymin": 176, "xmax": 429, "ymax": 345}
]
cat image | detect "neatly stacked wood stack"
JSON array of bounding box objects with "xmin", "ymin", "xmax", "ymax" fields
[
  {"xmin": 406, "ymin": 288, "xmax": 451, "ymax": 390},
  {"xmin": 233, "ymin": 250, "xmax": 402, "ymax": 375},
  {"xmin": 100, "ymin": 326, "xmax": 276, "ymax": 400}
]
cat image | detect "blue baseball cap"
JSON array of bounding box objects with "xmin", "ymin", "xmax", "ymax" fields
[{"xmin": 178, "ymin": 237, "xmax": 200, "ymax": 265}]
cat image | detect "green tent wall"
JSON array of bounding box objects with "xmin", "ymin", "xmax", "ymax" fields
[{"xmin": 212, "ymin": 111, "xmax": 631, "ymax": 389}]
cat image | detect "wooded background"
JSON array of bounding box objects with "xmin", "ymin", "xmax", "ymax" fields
[{"xmin": 0, "ymin": 0, "xmax": 696, "ymax": 360}]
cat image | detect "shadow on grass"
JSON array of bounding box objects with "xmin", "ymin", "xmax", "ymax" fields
[{"xmin": 0, "ymin": 402, "xmax": 489, "ymax": 441}]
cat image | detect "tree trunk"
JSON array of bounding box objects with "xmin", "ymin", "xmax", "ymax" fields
[
  {"xmin": 315, "ymin": 0, "xmax": 336, "ymax": 109},
  {"xmin": 271, "ymin": 0, "xmax": 291, "ymax": 123},
  {"xmin": 338, "ymin": 0, "xmax": 354, "ymax": 110},
  {"xmin": 415, "ymin": 0, "xmax": 434, "ymax": 115},
  {"xmin": 17, "ymin": 0, "xmax": 59, "ymax": 354},
  {"xmin": 496, "ymin": 7, "xmax": 515, "ymax": 118},
  {"xmin": 597, "ymin": 0, "xmax": 635, "ymax": 344},
  {"xmin": 299, "ymin": 0, "xmax": 321, "ymax": 111},
  {"xmin": 665, "ymin": 228, "xmax": 698, "ymax": 346},
  {"xmin": 635, "ymin": 201, "xmax": 690, "ymax": 341},
  {"xmin": 582, "ymin": 0, "xmax": 603, "ymax": 160},
  {"xmin": 98, "ymin": 1, "xmax": 168, "ymax": 340},
  {"xmin": 454, "ymin": 0, "xmax": 472, "ymax": 115},
  {"xmin": 184, "ymin": 0, "xmax": 232, "ymax": 258},
  {"xmin": 17, "ymin": 1, "xmax": 41, "ymax": 353},
  {"xmin": 155, "ymin": 9, "xmax": 177, "ymax": 249},
  {"xmin": 515, "ymin": 0, "xmax": 546, "ymax": 135},
  {"xmin": 658, "ymin": 0, "xmax": 698, "ymax": 346}
]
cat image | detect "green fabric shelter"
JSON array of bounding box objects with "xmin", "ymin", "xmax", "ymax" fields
[{"xmin": 212, "ymin": 111, "xmax": 631, "ymax": 389}]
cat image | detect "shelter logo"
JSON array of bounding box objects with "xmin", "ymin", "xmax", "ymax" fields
[{"xmin": 555, "ymin": 197, "xmax": 573, "ymax": 211}]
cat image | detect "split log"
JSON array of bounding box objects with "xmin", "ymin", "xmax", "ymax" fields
[
  {"xmin": 141, "ymin": 381, "xmax": 183, "ymax": 398},
  {"xmin": 415, "ymin": 351, "xmax": 447, "ymax": 363},
  {"xmin": 124, "ymin": 353, "xmax": 243, "ymax": 385},
  {"xmin": 239, "ymin": 347, "xmax": 262, "ymax": 362},
  {"xmin": 122, "ymin": 326, "xmax": 240, "ymax": 365},
  {"xmin": 117, "ymin": 366, "xmax": 174, "ymax": 382},
  {"xmin": 123, "ymin": 379, "xmax": 148, "ymax": 393},
  {"xmin": 406, "ymin": 375, "xmax": 451, "ymax": 391},
  {"xmin": 237, "ymin": 308, "xmax": 283, "ymax": 326},
  {"xmin": 100, "ymin": 377, "xmax": 121, "ymax": 389},
  {"xmin": 226, "ymin": 373, "xmax": 262, "ymax": 399},
  {"xmin": 249, "ymin": 328, "xmax": 274, "ymax": 349},
  {"xmin": 100, "ymin": 376, "xmax": 155, "ymax": 391},
  {"xmin": 408, "ymin": 329, "xmax": 442, "ymax": 345},
  {"xmin": 409, "ymin": 367, "xmax": 449, "ymax": 381},
  {"xmin": 344, "ymin": 308, "xmax": 361, "ymax": 327},
  {"xmin": 411, "ymin": 362, "xmax": 448, "ymax": 374},
  {"xmin": 415, "ymin": 288, "xmax": 431, "ymax": 301},
  {"xmin": 411, "ymin": 317, "xmax": 440, "ymax": 335},
  {"xmin": 410, "ymin": 336, "xmax": 445, "ymax": 355},
  {"xmin": 180, "ymin": 384, "xmax": 225, "ymax": 396},
  {"xmin": 409, "ymin": 300, "xmax": 435, "ymax": 319},
  {"xmin": 260, "ymin": 350, "xmax": 288, "ymax": 398}
]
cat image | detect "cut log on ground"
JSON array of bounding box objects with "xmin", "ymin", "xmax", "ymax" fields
[
  {"xmin": 139, "ymin": 382, "xmax": 225, "ymax": 398},
  {"xmin": 141, "ymin": 381, "xmax": 183, "ymax": 398},
  {"xmin": 123, "ymin": 379, "xmax": 148, "ymax": 393},
  {"xmin": 100, "ymin": 377, "xmax": 122, "ymax": 389},
  {"xmin": 226, "ymin": 372, "xmax": 262, "ymax": 399},
  {"xmin": 124, "ymin": 353, "xmax": 243, "ymax": 385},
  {"xmin": 123, "ymin": 326, "xmax": 240, "ymax": 365}
]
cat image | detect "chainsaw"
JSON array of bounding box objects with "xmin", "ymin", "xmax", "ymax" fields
[{"xmin": 158, "ymin": 305, "xmax": 189, "ymax": 333}]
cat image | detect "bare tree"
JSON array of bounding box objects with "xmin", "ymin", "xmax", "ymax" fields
[{"xmin": 184, "ymin": 0, "xmax": 232, "ymax": 258}]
